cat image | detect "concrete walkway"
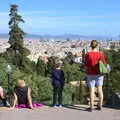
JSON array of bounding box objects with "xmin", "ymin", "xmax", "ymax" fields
[{"xmin": 0, "ymin": 105, "xmax": 119, "ymax": 120}]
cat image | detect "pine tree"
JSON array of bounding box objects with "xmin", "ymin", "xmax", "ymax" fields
[
  {"xmin": 36, "ymin": 58, "xmax": 46, "ymax": 76},
  {"xmin": 7, "ymin": 4, "xmax": 30, "ymax": 67},
  {"xmin": 47, "ymin": 57, "xmax": 56, "ymax": 75}
]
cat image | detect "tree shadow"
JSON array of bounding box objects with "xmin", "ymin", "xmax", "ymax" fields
[
  {"xmin": 103, "ymin": 104, "xmax": 120, "ymax": 110},
  {"xmin": 62, "ymin": 104, "xmax": 89, "ymax": 111},
  {"xmin": 42, "ymin": 103, "xmax": 88, "ymax": 111}
]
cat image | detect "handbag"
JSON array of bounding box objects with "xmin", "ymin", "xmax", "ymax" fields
[{"xmin": 99, "ymin": 60, "xmax": 109, "ymax": 74}]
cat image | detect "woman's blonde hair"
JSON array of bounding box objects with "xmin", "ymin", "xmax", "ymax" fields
[
  {"xmin": 90, "ymin": 40, "xmax": 98, "ymax": 49},
  {"xmin": 17, "ymin": 79, "xmax": 26, "ymax": 87}
]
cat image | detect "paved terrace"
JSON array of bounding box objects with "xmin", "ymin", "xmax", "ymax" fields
[{"xmin": 0, "ymin": 105, "xmax": 119, "ymax": 120}]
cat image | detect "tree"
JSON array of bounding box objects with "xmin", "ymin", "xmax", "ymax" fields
[
  {"xmin": 7, "ymin": 4, "xmax": 30, "ymax": 67},
  {"xmin": 47, "ymin": 57, "xmax": 56, "ymax": 75},
  {"xmin": 100, "ymin": 49, "xmax": 120, "ymax": 103},
  {"xmin": 64, "ymin": 52, "xmax": 74, "ymax": 64},
  {"xmin": 82, "ymin": 48, "xmax": 86, "ymax": 63},
  {"xmin": 36, "ymin": 58, "xmax": 46, "ymax": 76}
]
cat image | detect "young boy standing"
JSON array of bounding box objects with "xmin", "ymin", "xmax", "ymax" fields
[{"xmin": 51, "ymin": 60, "xmax": 65, "ymax": 107}]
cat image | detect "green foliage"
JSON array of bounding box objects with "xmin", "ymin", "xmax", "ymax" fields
[
  {"xmin": 47, "ymin": 56, "xmax": 56, "ymax": 75},
  {"xmin": 62, "ymin": 62, "xmax": 85, "ymax": 83},
  {"xmin": 35, "ymin": 77, "xmax": 52, "ymax": 101},
  {"xmin": 102, "ymin": 49, "xmax": 120, "ymax": 102},
  {"xmin": 72, "ymin": 83, "xmax": 88, "ymax": 104},
  {"xmin": 63, "ymin": 84, "xmax": 73, "ymax": 104},
  {"xmin": 107, "ymin": 49, "xmax": 120, "ymax": 92},
  {"xmin": 110, "ymin": 71, "xmax": 120, "ymax": 91},
  {"xmin": 36, "ymin": 58, "xmax": 47, "ymax": 76},
  {"xmin": 0, "ymin": 57, "xmax": 8, "ymax": 90},
  {"xmin": 20, "ymin": 57, "xmax": 35, "ymax": 73}
]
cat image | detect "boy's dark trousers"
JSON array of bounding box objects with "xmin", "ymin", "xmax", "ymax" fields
[{"xmin": 53, "ymin": 85, "xmax": 63, "ymax": 105}]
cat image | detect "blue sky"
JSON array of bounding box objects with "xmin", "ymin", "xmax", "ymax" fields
[{"xmin": 0, "ymin": 0, "xmax": 120, "ymax": 37}]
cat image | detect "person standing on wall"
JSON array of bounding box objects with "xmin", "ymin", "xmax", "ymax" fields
[{"xmin": 84, "ymin": 40, "xmax": 106, "ymax": 112}]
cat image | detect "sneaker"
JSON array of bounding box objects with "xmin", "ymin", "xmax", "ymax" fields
[
  {"xmin": 58, "ymin": 104, "xmax": 63, "ymax": 107},
  {"xmin": 97, "ymin": 106, "xmax": 102, "ymax": 111},
  {"xmin": 3, "ymin": 100, "xmax": 10, "ymax": 107},
  {"xmin": 52, "ymin": 104, "xmax": 57, "ymax": 107}
]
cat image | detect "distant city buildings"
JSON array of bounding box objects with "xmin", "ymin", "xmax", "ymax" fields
[{"xmin": 0, "ymin": 38, "xmax": 120, "ymax": 62}]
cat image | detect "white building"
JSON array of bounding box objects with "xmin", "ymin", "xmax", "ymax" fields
[{"xmin": 73, "ymin": 57, "xmax": 82, "ymax": 63}]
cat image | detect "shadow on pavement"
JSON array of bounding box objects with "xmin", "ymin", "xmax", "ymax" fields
[
  {"xmin": 61, "ymin": 105, "xmax": 88, "ymax": 111},
  {"xmin": 42, "ymin": 103, "xmax": 88, "ymax": 111},
  {"xmin": 103, "ymin": 104, "xmax": 120, "ymax": 110}
]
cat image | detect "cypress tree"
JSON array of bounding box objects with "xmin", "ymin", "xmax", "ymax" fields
[{"xmin": 7, "ymin": 4, "xmax": 30, "ymax": 67}]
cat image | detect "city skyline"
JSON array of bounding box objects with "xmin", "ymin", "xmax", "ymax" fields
[{"xmin": 0, "ymin": 0, "xmax": 120, "ymax": 37}]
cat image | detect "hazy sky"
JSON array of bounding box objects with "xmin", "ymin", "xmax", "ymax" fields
[{"xmin": 0, "ymin": 0, "xmax": 120, "ymax": 37}]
